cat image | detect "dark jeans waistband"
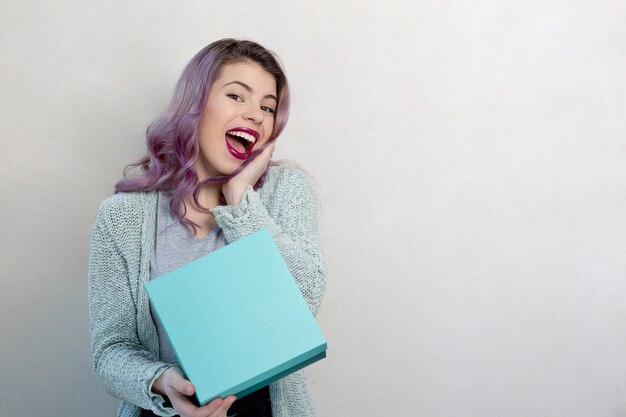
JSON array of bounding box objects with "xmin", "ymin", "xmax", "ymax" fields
[{"xmin": 140, "ymin": 385, "xmax": 271, "ymax": 417}]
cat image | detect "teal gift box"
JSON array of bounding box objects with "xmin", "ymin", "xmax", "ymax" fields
[{"xmin": 145, "ymin": 228, "xmax": 327, "ymax": 405}]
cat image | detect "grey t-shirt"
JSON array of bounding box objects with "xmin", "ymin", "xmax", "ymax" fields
[{"xmin": 149, "ymin": 192, "xmax": 226, "ymax": 365}]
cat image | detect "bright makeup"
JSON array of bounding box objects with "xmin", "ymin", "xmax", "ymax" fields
[{"xmin": 225, "ymin": 127, "xmax": 260, "ymax": 160}]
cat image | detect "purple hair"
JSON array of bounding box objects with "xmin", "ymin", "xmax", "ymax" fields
[{"xmin": 115, "ymin": 39, "xmax": 290, "ymax": 231}]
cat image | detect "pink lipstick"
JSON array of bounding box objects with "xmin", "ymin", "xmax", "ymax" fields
[{"xmin": 225, "ymin": 127, "xmax": 260, "ymax": 160}]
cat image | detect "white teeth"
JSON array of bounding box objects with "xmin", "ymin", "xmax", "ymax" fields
[{"xmin": 227, "ymin": 130, "xmax": 256, "ymax": 143}]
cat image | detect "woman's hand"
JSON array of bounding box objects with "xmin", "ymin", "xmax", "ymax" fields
[
  {"xmin": 222, "ymin": 141, "xmax": 275, "ymax": 206},
  {"xmin": 152, "ymin": 367, "xmax": 236, "ymax": 417}
]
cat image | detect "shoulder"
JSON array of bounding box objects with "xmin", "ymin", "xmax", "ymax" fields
[
  {"xmin": 259, "ymin": 162, "xmax": 320, "ymax": 216},
  {"xmin": 97, "ymin": 191, "xmax": 155, "ymax": 219},
  {"xmin": 262, "ymin": 162, "xmax": 316, "ymax": 197},
  {"xmin": 94, "ymin": 191, "xmax": 157, "ymax": 236}
]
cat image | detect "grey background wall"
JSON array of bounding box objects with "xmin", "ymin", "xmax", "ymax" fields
[{"xmin": 1, "ymin": 1, "xmax": 625, "ymax": 416}]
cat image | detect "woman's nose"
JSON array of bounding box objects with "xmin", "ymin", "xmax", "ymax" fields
[{"xmin": 243, "ymin": 107, "xmax": 263, "ymax": 124}]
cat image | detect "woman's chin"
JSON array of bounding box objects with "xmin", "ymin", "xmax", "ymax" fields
[{"xmin": 199, "ymin": 160, "xmax": 243, "ymax": 179}]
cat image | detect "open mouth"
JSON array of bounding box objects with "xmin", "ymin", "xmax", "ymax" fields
[{"xmin": 225, "ymin": 128, "xmax": 259, "ymax": 160}]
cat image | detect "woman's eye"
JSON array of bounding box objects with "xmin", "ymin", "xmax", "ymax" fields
[
  {"xmin": 227, "ymin": 94, "xmax": 243, "ymax": 102},
  {"xmin": 261, "ymin": 106, "xmax": 275, "ymax": 114}
]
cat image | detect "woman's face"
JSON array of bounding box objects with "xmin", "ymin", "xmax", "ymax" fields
[{"xmin": 195, "ymin": 60, "xmax": 277, "ymax": 179}]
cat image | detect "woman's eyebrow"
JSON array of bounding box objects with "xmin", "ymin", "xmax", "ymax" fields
[{"xmin": 222, "ymin": 80, "xmax": 277, "ymax": 101}]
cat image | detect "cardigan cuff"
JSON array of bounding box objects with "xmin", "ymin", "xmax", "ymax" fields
[
  {"xmin": 146, "ymin": 364, "xmax": 177, "ymax": 416},
  {"xmin": 211, "ymin": 186, "xmax": 273, "ymax": 243}
]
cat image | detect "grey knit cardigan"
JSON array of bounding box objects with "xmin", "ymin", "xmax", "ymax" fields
[{"xmin": 88, "ymin": 164, "xmax": 327, "ymax": 417}]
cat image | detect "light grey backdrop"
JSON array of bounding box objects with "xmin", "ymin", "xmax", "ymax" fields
[{"xmin": 1, "ymin": 1, "xmax": 625, "ymax": 416}]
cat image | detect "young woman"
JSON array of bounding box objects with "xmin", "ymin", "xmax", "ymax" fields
[{"xmin": 88, "ymin": 39, "xmax": 327, "ymax": 417}]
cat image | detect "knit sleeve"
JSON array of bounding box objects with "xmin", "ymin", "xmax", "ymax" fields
[
  {"xmin": 211, "ymin": 166, "xmax": 327, "ymax": 316},
  {"xmin": 88, "ymin": 199, "xmax": 176, "ymax": 416}
]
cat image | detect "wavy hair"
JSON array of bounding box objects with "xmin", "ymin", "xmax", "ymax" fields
[{"xmin": 115, "ymin": 39, "xmax": 290, "ymax": 231}]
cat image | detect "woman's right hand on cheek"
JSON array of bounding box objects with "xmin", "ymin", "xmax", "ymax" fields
[
  {"xmin": 153, "ymin": 367, "xmax": 236, "ymax": 417},
  {"xmin": 222, "ymin": 141, "xmax": 275, "ymax": 206}
]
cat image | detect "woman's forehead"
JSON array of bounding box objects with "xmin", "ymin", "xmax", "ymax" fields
[{"xmin": 216, "ymin": 61, "xmax": 276, "ymax": 96}]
